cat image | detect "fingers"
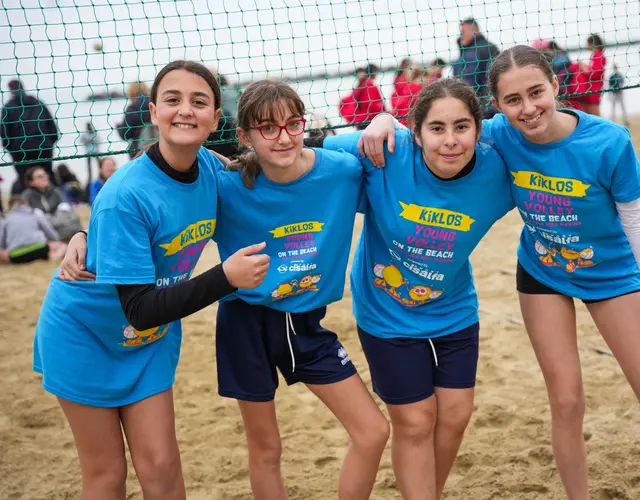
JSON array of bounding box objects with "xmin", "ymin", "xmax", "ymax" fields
[
  {"xmin": 241, "ymin": 241, "xmax": 267, "ymax": 255},
  {"xmin": 77, "ymin": 249, "xmax": 86, "ymax": 270},
  {"xmin": 357, "ymin": 135, "xmax": 366, "ymax": 157},
  {"xmin": 387, "ymin": 129, "xmax": 395, "ymax": 154}
]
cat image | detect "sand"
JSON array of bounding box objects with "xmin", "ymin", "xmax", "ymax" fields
[{"xmin": 3, "ymin": 120, "xmax": 640, "ymax": 500}]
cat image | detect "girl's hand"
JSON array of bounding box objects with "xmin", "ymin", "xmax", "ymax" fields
[
  {"xmin": 58, "ymin": 232, "xmax": 96, "ymax": 281},
  {"xmin": 357, "ymin": 114, "xmax": 397, "ymax": 168}
]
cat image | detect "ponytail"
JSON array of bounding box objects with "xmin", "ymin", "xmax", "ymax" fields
[{"xmin": 227, "ymin": 149, "xmax": 261, "ymax": 188}]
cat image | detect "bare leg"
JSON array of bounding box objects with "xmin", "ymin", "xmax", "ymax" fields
[
  {"xmin": 307, "ymin": 375, "xmax": 389, "ymax": 500},
  {"xmin": 57, "ymin": 398, "xmax": 127, "ymax": 500},
  {"xmin": 519, "ymin": 293, "xmax": 588, "ymax": 500}
]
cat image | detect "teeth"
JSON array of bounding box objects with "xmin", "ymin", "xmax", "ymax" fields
[
  {"xmin": 174, "ymin": 123, "xmax": 195, "ymax": 128},
  {"xmin": 523, "ymin": 115, "xmax": 541, "ymax": 124}
]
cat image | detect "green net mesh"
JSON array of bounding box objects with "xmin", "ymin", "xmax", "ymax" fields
[{"xmin": 1, "ymin": 0, "xmax": 639, "ymax": 178}]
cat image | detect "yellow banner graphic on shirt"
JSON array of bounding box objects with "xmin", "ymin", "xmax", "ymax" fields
[
  {"xmin": 511, "ymin": 171, "xmax": 590, "ymax": 197},
  {"xmin": 399, "ymin": 202, "xmax": 475, "ymax": 231},
  {"xmin": 270, "ymin": 221, "xmax": 325, "ymax": 238},
  {"xmin": 159, "ymin": 219, "xmax": 216, "ymax": 256}
]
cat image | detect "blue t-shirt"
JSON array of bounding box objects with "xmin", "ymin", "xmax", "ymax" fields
[
  {"xmin": 33, "ymin": 147, "xmax": 220, "ymax": 406},
  {"xmin": 214, "ymin": 148, "xmax": 362, "ymax": 313},
  {"xmin": 482, "ymin": 111, "xmax": 640, "ymax": 300},
  {"xmin": 325, "ymin": 129, "xmax": 514, "ymax": 338}
]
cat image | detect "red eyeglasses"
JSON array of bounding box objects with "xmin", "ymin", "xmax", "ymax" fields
[{"xmin": 250, "ymin": 118, "xmax": 307, "ymax": 140}]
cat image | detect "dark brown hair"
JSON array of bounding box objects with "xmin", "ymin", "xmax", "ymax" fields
[
  {"xmin": 489, "ymin": 45, "xmax": 555, "ymax": 102},
  {"xmin": 149, "ymin": 60, "xmax": 221, "ymax": 110},
  {"xmin": 409, "ymin": 78, "xmax": 482, "ymax": 138},
  {"xmin": 587, "ymin": 34, "xmax": 604, "ymax": 50},
  {"xmin": 25, "ymin": 166, "xmax": 48, "ymax": 184},
  {"xmin": 227, "ymin": 80, "xmax": 305, "ymax": 188}
]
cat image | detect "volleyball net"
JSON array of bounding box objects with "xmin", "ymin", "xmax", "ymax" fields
[{"xmin": 1, "ymin": 0, "xmax": 639, "ymax": 166}]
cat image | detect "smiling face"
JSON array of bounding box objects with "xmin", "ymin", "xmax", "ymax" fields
[
  {"xmin": 414, "ymin": 96, "xmax": 478, "ymax": 179},
  {"xmin": 492, "ymin": 65, "xmax": 559, "ymax": 143},
  {"xmin": 149, "ymin": 68, "xmax": 220, "ymax": 150},
  {"xmin": 237, "ymin": 99, "xmax": 305, "ymax": 173}
]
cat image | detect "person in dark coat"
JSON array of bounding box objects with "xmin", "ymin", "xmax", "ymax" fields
[
  {"xmin": 452, "ymin": 18, "xmax": 500, "ymax": 117},
  {"xmin": 1, "ymin": 79, "xmax": 59, "ymax": 193}
]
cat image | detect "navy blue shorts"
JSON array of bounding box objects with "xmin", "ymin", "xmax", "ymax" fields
[
  {"xmin": 357, "ymin": 323, "xmax": 480, "ymax": 405},
  {"xmin": 516, "ymin": 261, "xmax": 640, "ymax": 304},
  {"xmin": 216, "ymin": 300, "xmax": 357, "ymax": 402}
]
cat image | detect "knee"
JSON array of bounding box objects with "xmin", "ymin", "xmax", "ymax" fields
[
  {"xmin": 82, "ymin": 456, "xmax": 127, "ymax": 491},
  {"xmin": 549, "ymin": 390, "xmax": 585, "ymax": 422},
  {"xmin": 392, "ymin": 406, "xmax": 437, "ymax": 444},
  {"xmin": 438, "ymin": 404, "xmax": 473, "ymax": 438},
  {"xmin": 351, "ymin": 414, "xmax": 390, "ymax": 454},
  {"xmin": 248, "ymin": 435, "xmax": 283, "ymax": 469},
  {"xmin": 135, "ymin": 450, "xmax": 183, "ymax": 492}
]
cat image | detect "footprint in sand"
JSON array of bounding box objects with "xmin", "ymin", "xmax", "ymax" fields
[
  {"xmin": 595, "ymin": 487, "xmax": 631, "ymax": 500},
  {"xmin": 314, "ymin": 456, "xmax": 338, "ymax": 467},
  {"xmin": 527, "ymin": 446, "xmax": 554, "ymax": 466}
]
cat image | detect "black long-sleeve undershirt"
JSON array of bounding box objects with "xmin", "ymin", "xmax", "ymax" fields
[
  {"xmin": 114, "ymin": 143, "xmax": 236, "ymax": 330},
  {"xmin": 116, "ymin": 264, "xmax": 235, "ymax": 331}
]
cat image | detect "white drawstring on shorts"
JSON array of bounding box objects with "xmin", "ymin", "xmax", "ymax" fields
[
  {"xmin": 428, "ymin": 338, "xmax": 439, "ymax": 366},
  {"xmin": 285, "ymin": 312, "xmax": 297, "ymax": 372}
]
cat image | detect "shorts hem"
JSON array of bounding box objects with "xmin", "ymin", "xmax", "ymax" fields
[
  {"xmin": 218, "ymin": 388, "xmax": 275, "ymax": 402},
  {"xmin": 286, "ymin": 365, "xmax": 358, "ymax": 387},
  {"xmin": 41, "ymin": 380, "xmax": 175, "ymax": 408},
  {"xmin": 434, "ymin": 381, "xmax": 476, "ymax": 390},
  {"xmin": 376, "ymin": 389, "xmax": 435, "ymax": 406}
]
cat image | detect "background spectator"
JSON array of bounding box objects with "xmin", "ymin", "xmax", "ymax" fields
[
  {"xmin": 88, "ymin": 156, "xmax": 117, "ymax": 204},
  {"xmin": 79, "ymin": 122, "xmax": 99, "ymax": 185},
  {"xmin": 609, "ymin": 64, "xmax": 629, "ymax": 127},
  {"xmin": 452, "ymin": 18, "xmax": 500, "ymax": 117},
  {"xmin": 1, "ymin": 79, "xmax": 59, "ymax": 193},
  {"xmin": 22, "ymin": 166, "xmax": 82, "ymax": 241},
  {"xmin": 0, "ymin": 195, "xmax": 66, "ymax": 264},
  {"xmin": 116, "ymin": 81, "xmax": 153, "ymax": 158},
  {"xmin": 339, "ymin": 63, "xmax": 386, "ymax": 129}
]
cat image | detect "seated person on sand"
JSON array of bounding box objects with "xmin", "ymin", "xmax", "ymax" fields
[
  {"xmin": 0, "ymin": 195, "xmax": 67, "ymax": 264},
  {"xmin": 21, "ymin": 165, "xmax": 83, "ymax": 242}
]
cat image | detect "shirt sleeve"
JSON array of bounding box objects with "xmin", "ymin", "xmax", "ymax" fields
[
  {"xmin": 90, "ymin": 206, "xmax": 156, "ymax": 284},
  {"xmin": 116, "ymin": 263, "xmax": 236, "ymax": 331},
  {"xmin": 616, "ymin": 198, "xmax": 640, "ymax": 267},
  {"xmin": 323, "ymin": 131, "xmax": 364, "ymax": 157},
  {"xmin": 610, "ymin": 133, "xmax": 640, "ymax": 203},
  {"xmin": 479, "ymin": 118, "xmax": 496, "ymax": 144}
]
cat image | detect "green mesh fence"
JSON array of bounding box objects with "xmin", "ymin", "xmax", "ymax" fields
[{"xmin": 1, "ymin": 0, "xmax": 639, "ymax": 181}]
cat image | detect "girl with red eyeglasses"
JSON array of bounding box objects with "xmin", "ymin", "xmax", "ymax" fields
[{"xmin": 211, "ymin": 80, "xmax": 389, "ymax": 500}]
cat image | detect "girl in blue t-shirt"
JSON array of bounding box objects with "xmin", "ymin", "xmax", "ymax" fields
[
  {"xmin": 485, "ymin": 45, "xmax": 640, "ymax": 500},
  {"xmin": 324, "ymin": 79, "xmax": 514, "ymax": 499},
  {"xmin": 213, "ymin": 80, "xmax": 389, "ymax": 500},
  {"xmin": 34, "ymin": 61, "xmax": 269, "ymax": 499},
  {"xmin": 360, "ymin": 46, "xmax": 640, "ymax": 500}
]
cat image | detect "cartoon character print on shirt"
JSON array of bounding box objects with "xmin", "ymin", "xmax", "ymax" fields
[
  {"xmin": 269, "ymin": 220, "xmax": 324, "ymax": 301},
  {"xmin": 512, "ymin": 169, "xmax": 598, "ymax": 273},
  {"xmin": 119, "ymin": 218, "xmax": 216, "ymax": 347},
  {"xmin": 372, "ymin": 263, "xmax": 443, "ymax": 307},
  {"xmin": 271, "ymin": 274, "xmax": 322, "ymax": 300},
  {"xmin": 370, "ymin": 201, "xmax": 472, "ymax": 307},
  {"xmin": 121, "ymin": 324, "xmax": 170, "ymax": 347},
  {"xmin": 534, "ymin": 239, "xmax": 596, "ymax": 273}
]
